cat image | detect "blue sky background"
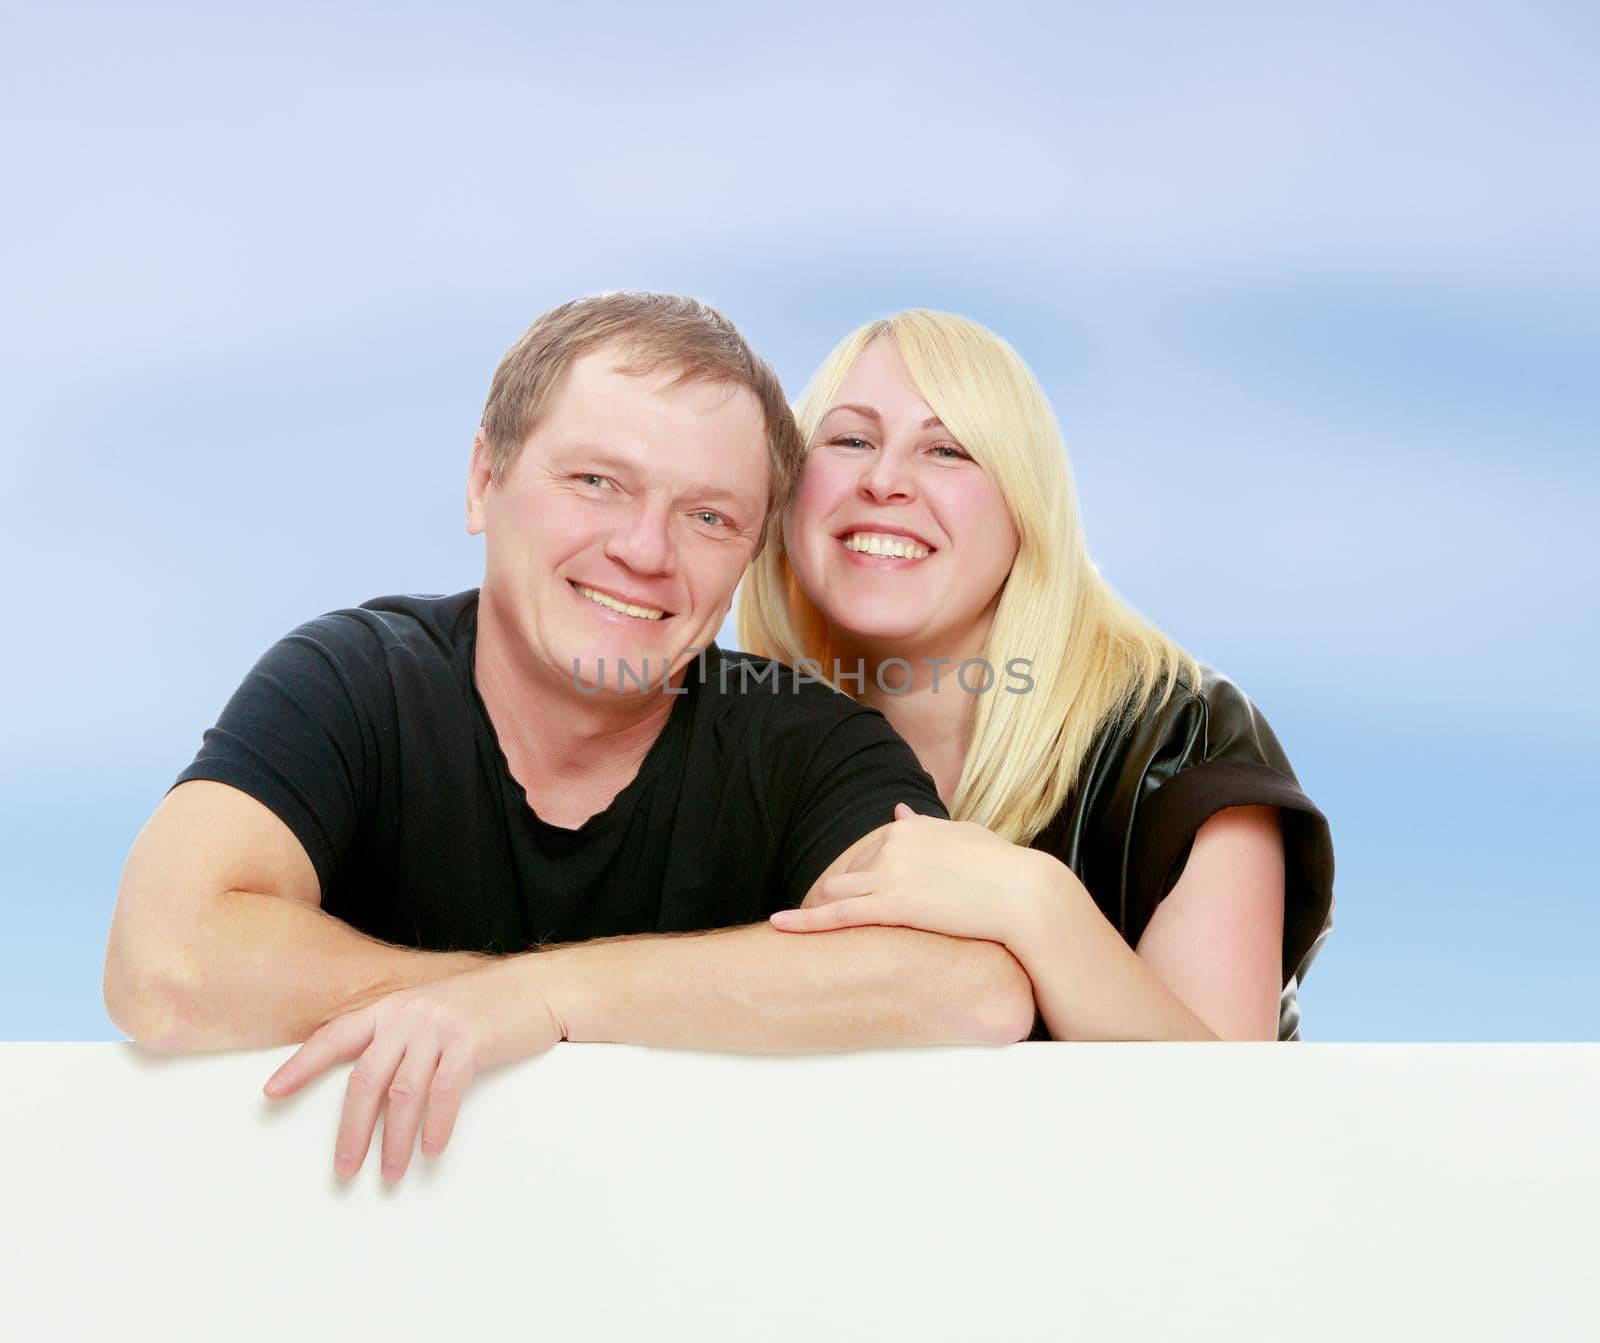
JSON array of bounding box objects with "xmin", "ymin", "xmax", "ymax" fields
[{"xmin": 2, "ymin": 2, "xmax": 1594, "ymax": 1040}]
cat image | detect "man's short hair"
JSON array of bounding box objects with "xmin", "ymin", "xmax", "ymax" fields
[{"xmin": 481, "ymin": 292, "xmax": 803, "ymax": 552}]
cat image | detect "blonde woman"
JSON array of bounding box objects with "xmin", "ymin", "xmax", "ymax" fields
[{"xmin": 738, "ymin": 313, "xmax": 1334, "ymax": 1041}]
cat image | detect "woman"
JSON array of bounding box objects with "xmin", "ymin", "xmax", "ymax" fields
[{"xmin": 738, "ymin": 312, "xmax": 1334, "ymax": 1041}]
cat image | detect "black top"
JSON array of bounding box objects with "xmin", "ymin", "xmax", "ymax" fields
[
  {"xmin": 1029, "ymin": 667, "xmax": 1335, "ymax": 1040},
  {"xmin": 171, "ymin": 590, "xmax": 947, "ymax": 953}
]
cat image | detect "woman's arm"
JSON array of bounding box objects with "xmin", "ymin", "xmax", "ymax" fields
[
  {"xmin": 1008, "ymin": 806, "xmax": 1283, "ymax": 1041},
  {"xmin": 1129, "ymin": 805, "xmax": 1285, "ymax": 1039},
  {"xmin": 771, "ymin": 804, "xmax": 1287, "ymax": 1041}
]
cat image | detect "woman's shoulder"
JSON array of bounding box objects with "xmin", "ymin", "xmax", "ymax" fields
[
  {"xmin": 1035, "ymin": 662, "xmax": 1307, "ymax": 876},
  {"xmin": 1040, "ymin": 660, "xmax": 1334, "ymax": 1032},
  {"xmin": 1089, "ymin": 662, "xmax": 1297, "ymax": 781}
]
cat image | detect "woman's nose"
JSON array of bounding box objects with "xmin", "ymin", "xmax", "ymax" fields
[{"xmin": 859, "ymin": 446, "xmax": 915, "ymax": 502}]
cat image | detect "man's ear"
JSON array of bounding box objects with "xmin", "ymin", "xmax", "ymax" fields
[{"xmin": 466, "ymin": 428, "xmax": 492, "ymax": 536}]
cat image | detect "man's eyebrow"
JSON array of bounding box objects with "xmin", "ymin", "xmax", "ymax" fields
[
  {"xmin": 550, "ymin": 446, "xmax": 643, "ymax": 479},
  {"xmin": 681, "ymin": 481, "xmax": 757, "ymax": 508},
  {"xmin": 822, "ymin": 403, "xmax": 947, "ymax": 431},
  {"xmin": 558, "ymin": 447, "xmax": 758, "ymax": 512}
]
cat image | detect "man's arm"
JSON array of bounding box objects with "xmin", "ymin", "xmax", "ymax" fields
[
  {"xmin": 534, "ymin": 921, "xmax": 1034, "ymax": 1050},
  {"xmin": 109, "ymin": 791, "xmax": 1033, "ymax": 1052},
  {"xmin": 261, "ymin": 823, "xmax": 1036, "ymax": 1185},
  {"xmin": 103, "ymin": 781, "xmax": 484, "ymax": 1052},
  {"xmin": 525, "ymin": 821, "xmax": 1036, "ymax": 1050}
]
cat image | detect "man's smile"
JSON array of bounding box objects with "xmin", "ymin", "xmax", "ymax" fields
[{"xmin": 569, "ymin": 580, "xmax": 671, "ymax": 621}]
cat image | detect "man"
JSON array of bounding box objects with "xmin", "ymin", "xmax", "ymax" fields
[{"xmin": 104, "ymin": 292, "xmax": 1034, "ymax": 1182}]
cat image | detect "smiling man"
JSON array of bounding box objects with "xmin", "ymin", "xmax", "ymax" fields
[{"xmin": 103, "ymin": 292, "xmax": 1035, "ymax": 1182}]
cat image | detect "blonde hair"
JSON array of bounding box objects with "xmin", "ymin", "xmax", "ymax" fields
[
  {"xmin": 481, "ymin": 291, "xmax": 804, "ymax": 552},
  {"xmin": 737, "ymin": 310, "xmax": 1202, "ymax": 843}
]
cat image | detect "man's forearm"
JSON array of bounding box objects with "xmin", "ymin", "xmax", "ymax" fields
[
  {"xmin": 529, "ymin": 920, "xmax": 1036, "ymax": 1050},
  {"xmin": 105, "ymin": 888, "xmax": 485, "ymax": 1053},
  {"xmin": 110, "ymin": 886, "xmax": 1036, "ymax": 1054}
]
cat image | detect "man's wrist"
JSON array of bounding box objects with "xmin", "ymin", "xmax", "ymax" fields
[{"xmin": 510, "ymin": 945, "xmax": 591, "ymax": 1043}]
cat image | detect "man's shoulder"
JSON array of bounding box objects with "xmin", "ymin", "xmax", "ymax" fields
[
  {"xmin": 243, "ymin": 590, "xmax": 478, "ymax": 722},
  {"xmin": 697, "ymin": 646, "xmax": 886, "ymax": 725},
  {"xmin": 277, "ymin": 590, "xmax": 477, "ymax": 663},
  {"xmin": 687, "ymin": 650, "xmax": 947, "ymax": 901},
  {"xmin": 689, "ymin": 647, "xmax": 917, "ymax": 788},
  {"xmin": 351, "ymin": 589, "xmax": 479, "ymax": 652}
]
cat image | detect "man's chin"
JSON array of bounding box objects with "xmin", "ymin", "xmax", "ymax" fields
[{"xmin": 565, "ymin": 645, "xmax": 701, "ymax": 697}]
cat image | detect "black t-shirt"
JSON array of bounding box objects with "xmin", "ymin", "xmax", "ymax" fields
[
  {"xmin": 171, "ymin": 590, "xmax": 947, "ymax": 953},
  {"xmin": 1029, "ymin": 666, "xmax": 1335, "ymax": 1040}
]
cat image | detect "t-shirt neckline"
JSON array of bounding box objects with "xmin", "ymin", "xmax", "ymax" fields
[{"xmin": 454, "ymin": 591, "xmax": 703, "ymax": 842}]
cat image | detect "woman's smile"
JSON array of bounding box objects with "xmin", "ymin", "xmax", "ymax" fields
[{"xmin": 838, "ymin": 530, "xmax": 936, "ymax": 563}]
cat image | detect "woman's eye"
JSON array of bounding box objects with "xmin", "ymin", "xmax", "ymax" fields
[
  {"xmin": 930, "ymin": 443, "xmax": 970, "ymax": 461},
  {"xmin": 692, "ymin": 510, "xmax": 728, "ymax": 528},
  {"xmin": 831, "ymin": 435, "xmax": 873, "ymax": 450}
]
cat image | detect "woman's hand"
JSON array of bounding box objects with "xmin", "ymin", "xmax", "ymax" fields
[
  {"xmin": 771, "ymin": 803, "xmax": 1075, "ymax": 951},
  {"xmin": 261, "ymin": 956, "xmax": 563, "ymax": 1182}
]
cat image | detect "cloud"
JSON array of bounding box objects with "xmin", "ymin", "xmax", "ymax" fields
[{"xmin": 4, "ymin": 3, "xmax": 1596, "ymax": 379}]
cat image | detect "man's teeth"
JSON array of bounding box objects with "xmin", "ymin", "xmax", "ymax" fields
[
  {"xmin": 842, "ymin": 533, "xmax": 931, "ymax": 560},
  {"xmin": 575, "ymin": 584, "xmax": 666, "ymax": 620}
]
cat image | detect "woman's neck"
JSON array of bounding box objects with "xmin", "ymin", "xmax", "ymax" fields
[
  {"xmin": 833, "ymin": 621, "xmax": 995, "ymax": 810},
  {"xmin": 872, "ymin": 681, "xmax": 972, "ymax": 807}
]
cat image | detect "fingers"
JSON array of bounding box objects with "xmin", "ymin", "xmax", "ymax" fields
[
  {"xmin": 843, "ymin": 824, "xmax": 892, "ymax": 874},
  {"xmin": 265, "ymin": 991, "xmax": 503, "ymax": 1183},
  {"xmin": 264, "ymin": 1011, "xmax": 374, "ymax": 1099},
  {"xmin": 334, "ymin": 1028, "xmax": 410, "ymax": 1179},
  {"xmin": 770, "ymin": 895, "xmax": 884, "ymax": 932},
  {"xmin": 377, "ymin": 1038, "xmax": 443, "ymax": 1182},
  {"xmin": 266, "ymin": 999, "xmax": 495, "ymax": 1182},
  {"xmin": 419, "ymin": 1048, "xmax": 476, "ymax": 1160},
  {"xmin": 805, "ymin": 871, "xmax": 876, "ymax": 906}
]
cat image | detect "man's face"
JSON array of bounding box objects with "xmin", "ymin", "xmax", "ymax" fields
[{"xmin": 467, "ymin": 346, "xmax": 771, "ymax": 699}]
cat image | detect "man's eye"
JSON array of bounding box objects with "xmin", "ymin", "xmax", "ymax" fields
[{"xmin": 577, "ymin": 473, "xmax": 614, "ymax": 489}]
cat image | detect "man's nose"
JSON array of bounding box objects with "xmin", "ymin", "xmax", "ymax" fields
[
  {"xmin": 859, "ymin": 445, "xmax": 916, "ymax": 503},
  {"xmin": 604, "ymin": 498, "xmax": 678, "ymax": 578}
]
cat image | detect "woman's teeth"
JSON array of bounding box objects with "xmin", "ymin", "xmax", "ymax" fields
[
  {"xmin": 574, "ymin": 584, "xmax": 666, "ymax": 620},
  {"xmin": 842, "ymin": 533, "xmax": 931, "ymax": 560}
]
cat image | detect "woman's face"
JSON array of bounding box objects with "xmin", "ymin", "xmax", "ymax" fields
[{"xmin": 784, "ymin": 337, "xmax": 1021, "ymax": 661}]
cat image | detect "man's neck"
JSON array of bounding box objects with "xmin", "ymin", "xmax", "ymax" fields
[{"xmin": 474, "ymin": 594, "xmax": 678, "ymax": 829}]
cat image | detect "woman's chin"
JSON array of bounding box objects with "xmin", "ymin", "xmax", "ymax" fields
[{"xmin": 823, "ymin": 608, "xmax": 935, "ymax": 652}]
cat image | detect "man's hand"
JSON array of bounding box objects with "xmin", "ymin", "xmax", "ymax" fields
[{"xmin": 261, "ymin": 955, "xmax": 562, "ymax": 1182}]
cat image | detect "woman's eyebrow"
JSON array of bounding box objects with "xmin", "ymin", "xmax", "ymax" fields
[{"xmin": 824, "ymin": 403, "xmax": 947, "ymax": 430}]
